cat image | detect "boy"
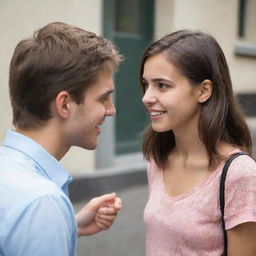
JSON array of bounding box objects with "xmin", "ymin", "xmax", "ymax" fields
[{"xmin": 0, "ymin": 22, "xmax": 122, "ymax": 255}]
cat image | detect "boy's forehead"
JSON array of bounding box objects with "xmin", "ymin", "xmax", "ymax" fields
[{"xmin": 85, "ymin": 68, "xmax": 114, "ymax": 95}]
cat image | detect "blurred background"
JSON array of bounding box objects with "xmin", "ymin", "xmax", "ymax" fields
[{"xmin": 1, "ymin": 0, "xmax": 255, "ymax": 255}]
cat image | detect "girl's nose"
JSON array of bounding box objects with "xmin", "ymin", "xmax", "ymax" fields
[{"xmin": 142, "ymin": 87, "xmax": 157, "ymax": 106}]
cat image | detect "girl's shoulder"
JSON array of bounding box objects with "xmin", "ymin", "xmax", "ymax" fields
[
  {"xmin": 226, "ymin": 152, "xmax": 256, "ymax": 183},
  {"xmin": 146, "ymin": 158, "xmax": 162, "ymax": 180},
  {"xmin": 218, "ymin": 142, "xmax": 255, "ymax": 176},
  {"xmin": 147, "ymin": 157, "xmax": 160, "ymax": 169},
  {"xmin": 224, "ymin": 153, "xmax": 256, "ymax": 229}
]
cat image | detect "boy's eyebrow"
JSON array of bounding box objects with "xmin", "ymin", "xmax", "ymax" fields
[{"xmin": 98, "ymin": 89, "xmax": 114, "ymax": 99}]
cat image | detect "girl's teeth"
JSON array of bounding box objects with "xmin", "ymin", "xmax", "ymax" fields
[{"xmin": 151, "ymin": 111, "xmax": 165, "ymax": 116}]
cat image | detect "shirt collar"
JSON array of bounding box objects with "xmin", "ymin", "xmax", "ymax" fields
[{"xmin": 3, "ymin": 129, "xmax": 73, "ymax": 191}]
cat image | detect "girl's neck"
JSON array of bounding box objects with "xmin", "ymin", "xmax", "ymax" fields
[{"xmin": 173, "ymin": 125, "xmax": 206, "ymax": 157}]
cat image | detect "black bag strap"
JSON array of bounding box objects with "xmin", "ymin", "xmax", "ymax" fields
[{"xmin": 219, "ymin": 152, "xmax": 247, "ymax": 256}]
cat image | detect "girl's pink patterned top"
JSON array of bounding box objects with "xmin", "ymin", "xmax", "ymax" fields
[{"xmin": 144, "ymin": 152, "xmax": 256, "ymax": 256}]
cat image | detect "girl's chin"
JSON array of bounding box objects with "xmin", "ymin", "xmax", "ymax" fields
[{"xmin": 152, "ymin": 126, "xmax": 171, "ymax": 133}]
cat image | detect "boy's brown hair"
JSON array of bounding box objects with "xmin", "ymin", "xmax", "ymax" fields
[{"xmin": 9, "ymin": 22, "xmax": 122, "ymax": 129}]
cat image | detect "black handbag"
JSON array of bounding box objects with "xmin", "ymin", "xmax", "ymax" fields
[{"xmin": 219, "ymin": 152, "xmax": 247, "ymax": 256}]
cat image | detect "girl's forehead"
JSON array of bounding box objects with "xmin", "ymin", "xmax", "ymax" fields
[{"xmin": 143, "ymin": 54, "xmax": 182, "ymax": 79}]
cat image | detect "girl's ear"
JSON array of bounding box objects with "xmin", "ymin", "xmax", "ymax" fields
[
  {"xmin": 55, "ymin": 91, "xmax": 73, "ymax": 119},
  {"xmin": 198, "ymin": 79, "xmax": 213, "ymax": 103}
]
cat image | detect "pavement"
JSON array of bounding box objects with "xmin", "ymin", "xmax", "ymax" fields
[{"xmin": 73, "ymin": 184, "xmax": 148, "ymax": 256}]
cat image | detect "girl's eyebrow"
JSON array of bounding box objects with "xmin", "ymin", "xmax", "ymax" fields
[{"xmin": 142, "ymin": 77, "xmax": 173, "ymax": 83}]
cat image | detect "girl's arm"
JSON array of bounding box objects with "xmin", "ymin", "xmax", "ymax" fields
[{"xmin": 227, "ymin": 222, "xmax": 256, "ymax": 256}]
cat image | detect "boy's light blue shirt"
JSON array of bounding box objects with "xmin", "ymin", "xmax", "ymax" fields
[{"xmin": 0, "ymin": 130, "xmax": 77, "ymax": 256}]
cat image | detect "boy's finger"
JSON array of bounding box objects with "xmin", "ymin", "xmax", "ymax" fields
[
  {"xmin": 96, "ymin": 213, "xmax": 117, "ymax": 221},
  {"xmin": 97, "ymin": 207, "xmax": 117, "ymax": 215}
]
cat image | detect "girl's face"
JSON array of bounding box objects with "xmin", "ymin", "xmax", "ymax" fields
[{"xmin": 142, "ymin": 53, "xmax": 201, "ymax": 133}]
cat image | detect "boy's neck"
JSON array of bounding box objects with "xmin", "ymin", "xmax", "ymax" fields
[{"xmin": 15, "ymin": 123, "xmax": 69, "ymax": 161}]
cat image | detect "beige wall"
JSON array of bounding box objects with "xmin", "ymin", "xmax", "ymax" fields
[
  {"xmin": 1, "ymin": 0, "xmax": 255, "ymax": 176},
  {"xmin": 0, "ymin": 0, "xmax": 102, "ymax": 175},
  {"xmin": 155, "ymin": 0, "xmax": 256, "ymax": 92},
  {"xmin": 245, "ymin": 0, "xmax": 256, "ymax": 44}
]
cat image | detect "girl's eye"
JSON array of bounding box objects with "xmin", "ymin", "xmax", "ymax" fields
[
  {"xmin": 142, "ymin": 81, "xmax": 149, "ymax": 90},
  {"xmin": 158, "ymin": 83, "xmax": 169, "ymax": 89}
]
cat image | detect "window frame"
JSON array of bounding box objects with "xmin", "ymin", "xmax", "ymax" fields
[{"xmin": 235, "ymin": 0, "xmax": 256, "ymax": 58}]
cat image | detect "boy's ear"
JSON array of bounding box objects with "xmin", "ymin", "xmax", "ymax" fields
[
  {"xmin": 198, "ymin": 79, "xmax": 213, "ymax": 103},
  {"xmin": 55, "ymin": 91, "xmax": 73, "ymax": 118}
]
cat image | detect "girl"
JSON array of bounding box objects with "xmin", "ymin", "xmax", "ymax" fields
[{"xmin": 140, "ymin": 30, "xmax": 256, "ymax": 255}]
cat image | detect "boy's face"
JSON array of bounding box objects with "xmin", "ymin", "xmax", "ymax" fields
[{"xmin": 66, "ymin": 65, "xmax": 116, "ymax": 150}]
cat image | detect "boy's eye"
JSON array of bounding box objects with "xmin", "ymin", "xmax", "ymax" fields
[
  {"xmin": 101, "ymin": 97, "xmax": 108, "ymax": 102},
  {"xmin": 101, "ymin": 95, "xmax": 111, "ymax": 103}
]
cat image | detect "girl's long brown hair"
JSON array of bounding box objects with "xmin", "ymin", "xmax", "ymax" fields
[{"xmin": 140, "ymin": 30, "xmax": 252, "ymax": 168}]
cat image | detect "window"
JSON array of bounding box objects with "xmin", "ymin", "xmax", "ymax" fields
[
  {"xmin": 115, "ymin": 0, "xmax": 141, "ymax": 35},
  {"xmin": 235, "ymin": 0, "xmax": 256, "ymax": 57}
]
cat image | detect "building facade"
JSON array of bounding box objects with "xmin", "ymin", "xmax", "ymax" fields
[{"xmin": 1, "ymin": 0, "xmax": 255, "ymax": 181}]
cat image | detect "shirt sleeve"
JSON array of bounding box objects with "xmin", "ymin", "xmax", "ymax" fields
[
  {"xmin": 224, "ymin": 155, "xmax": 256, "ymax": 230},
  {"xmin": 3, "ymin": 194, "xmax": 76, "ymax": 256}
]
